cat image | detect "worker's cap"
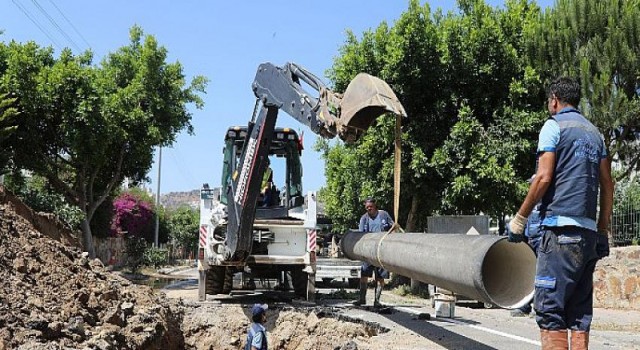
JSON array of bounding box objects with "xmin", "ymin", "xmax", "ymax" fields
[
  {"xmin": 527, "ymin": 174, "xmax": 536, "ymax": 183},
  {"xmin": 251, "ymin": 303, "xmax": 268, "ymax": 317}
]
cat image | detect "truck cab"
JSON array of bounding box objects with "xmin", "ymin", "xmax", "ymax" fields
[
  {"xmin": 220, "ymin": 126, "xmax": 305, "ymax": 219},
  {"xmin": 199, "ymin": 126, "xmax": 317, "ymax": 300}
]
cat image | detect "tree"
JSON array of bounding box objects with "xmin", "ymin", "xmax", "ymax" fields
[
  {"xmin": 428, "ymin": 0, "xmax": 545, "ymax": 218},
  {"xmin": 0, "ymin": 92, "xmax": 18, "ymax": 173},
  {"xmin": 166, "ymin": 206, "xmax": 199, "ymax": 258},
  {"xmin": 526, "ymin": 0, "xmax": 640, "ymax": 180},
  {"xmin": 323, "ymin": 0, "xmax": 448, "ymax": 231},
  {"xmin": 322, "ymin": 0, "xmax": 544, "ymax": 231},
  {"xmin": 1, "ymin": 27, "xmax": 207, "ymax": 257}
]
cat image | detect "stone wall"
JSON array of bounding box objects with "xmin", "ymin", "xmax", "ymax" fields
[
  {"xmin": 93, "ymin": 236, "xmax": 126, "ymax": 267},
  {"xmin": 594, "ymin": 246, "xmax": 640, "ymax": 310}
]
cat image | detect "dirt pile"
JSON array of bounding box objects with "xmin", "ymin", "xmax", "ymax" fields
[
  {"xmin": 0, "ymin": 186, "xmax": 184, "ymax": 350},
  {"xmin": 0, "ymin": 185, "xmax": 384, "ymax": 349},
  {"xmin": 181, "ymin": 303, "xmax": 381, "ymax": 350}
]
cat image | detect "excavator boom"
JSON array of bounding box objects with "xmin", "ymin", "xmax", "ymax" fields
[
  {"xmin": 252, "ymin": 62, "xmax": 406, "ymax": 142},
  {"xmin": 222, "ymin": 62, "xmax": 406, "ymax": 263}
]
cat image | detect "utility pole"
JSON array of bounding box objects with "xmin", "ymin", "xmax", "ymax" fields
[{"xmin": 155, "ymin": 146, "xmax": 162, "ymax": 247}]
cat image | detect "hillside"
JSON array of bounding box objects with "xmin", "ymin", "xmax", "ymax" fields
[{"xmin": 160, "ymin": 189, "xmax": 200, "ymax": 210}]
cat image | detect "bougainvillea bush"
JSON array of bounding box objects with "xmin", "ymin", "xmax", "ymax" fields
[{"xmin": 110, "ymin": 192, "xmax": 155, "ymax": 241}]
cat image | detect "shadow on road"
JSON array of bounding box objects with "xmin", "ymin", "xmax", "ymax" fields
[{"xmin": 379, "ymin": 307, "xmax": 498, "ymax": 350}]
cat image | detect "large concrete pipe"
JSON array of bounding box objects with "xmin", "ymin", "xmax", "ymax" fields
[{"xmin": 340, "ymin": 231, "xmax": 536, "ymax": 309}]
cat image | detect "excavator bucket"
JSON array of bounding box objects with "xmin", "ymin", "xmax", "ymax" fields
[{"xmin": 339, "ymin": 73, "xmax": 407, "ymax": 132}]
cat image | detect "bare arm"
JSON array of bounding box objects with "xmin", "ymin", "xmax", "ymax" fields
[
  {"xmin": 597, "ymin": 157, "xmax": 614, "ymax": 231},
  {"xmin": 517, "ymin": 151, "xmax": 556, "ymax": 217}
]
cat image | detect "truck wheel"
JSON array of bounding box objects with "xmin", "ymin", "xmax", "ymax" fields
[
  {"xmin": 205, "ymin": 266, "xmax": 226, "ymax": 295},
  {"xmin": 348, "ymin": 278, "xmax": 360, "ymax": 289}
]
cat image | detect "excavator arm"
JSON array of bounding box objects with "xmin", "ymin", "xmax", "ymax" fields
[
  {"xmin": 223, "ymin": 62, "xmax": 406, "ymax": 263},
  {"xmin": 253, "ymin": 62, "xmax": 406, "ymax": 142}
]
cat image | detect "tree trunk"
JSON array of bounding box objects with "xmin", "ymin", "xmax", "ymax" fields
[
  {"xmin": 404, "ymin": 195, "xmax": 420, "ymax": 231},
  {"xmin": 81, "ymin": 218, "xmax": 96, "ymax": 258},
  {"xmin": 406, "ymin": 195, "xmax": 427, "ymax": 294}
]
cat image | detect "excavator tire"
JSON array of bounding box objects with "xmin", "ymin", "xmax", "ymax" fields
[
  {"xmin": 205, "ymin": 266, "xmax": 226, "ymax": 295},
  {"xmin": 291, "ymin": 266, "xmax": 308, "ymax": 298}
]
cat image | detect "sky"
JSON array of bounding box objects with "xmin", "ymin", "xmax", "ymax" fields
[{"xmin": 1, "ymin": 0, "xmax": 553, "ymax": 195}]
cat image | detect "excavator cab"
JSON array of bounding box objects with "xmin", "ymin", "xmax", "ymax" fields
[{"xmin": 220, "ymin": 126, "xmax": 304, "ymax": 219}]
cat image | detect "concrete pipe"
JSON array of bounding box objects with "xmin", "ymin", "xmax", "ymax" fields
[{"xmin": 340, "ymin": 231, "xmax": 536, "ymax": 309}]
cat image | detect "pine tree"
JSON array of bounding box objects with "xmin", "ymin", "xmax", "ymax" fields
[{"xmin": 527, "ymin": 0, "xmax": 640, "ymax": 179}]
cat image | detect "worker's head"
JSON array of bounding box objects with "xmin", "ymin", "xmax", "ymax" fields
[
  {"xmin": 251, "ymin": 303, "xmax": 268, "ymax": 323},
  {"xmin": 547, "ymin": 77, "xmax": 580, "ymax": 115},
  {"xmin": 364, "ymin": 197, "xmax": 378, "ymax": 215}
]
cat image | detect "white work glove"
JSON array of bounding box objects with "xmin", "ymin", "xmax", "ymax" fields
[{"xmin": 508, "ymin": 213, "xmax": 528, "ymax": 243}]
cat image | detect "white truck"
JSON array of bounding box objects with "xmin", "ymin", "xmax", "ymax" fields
[{"xmin": 197, "ymin": 62, "xmax": 406, "ymax": 301}]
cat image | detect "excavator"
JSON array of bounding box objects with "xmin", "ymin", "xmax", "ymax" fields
[{"xmin": 197, "ymin": 62, "xmax": 406, "ymax": 301}]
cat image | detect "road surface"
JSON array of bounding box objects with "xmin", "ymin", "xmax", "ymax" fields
[{"xmin": 161, "ymin": 267, "xmax": 640, "ymax": 350}]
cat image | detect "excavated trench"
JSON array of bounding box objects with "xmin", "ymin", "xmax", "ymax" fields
[{"xmin": 0, "ymin": 187, "xmax": 384, "ymax": 350}]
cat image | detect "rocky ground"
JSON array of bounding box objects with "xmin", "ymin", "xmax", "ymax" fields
[
  {"xmin": 3, "ymin": 185, "xmax": 640, "ymax": 350},
  {"xmin": 0, "ymin": 187, "xmax": 185, "ymax": 350},
  {"xmin": 0, "ymin": 186, "xmax": 385, "ymax": 350}
]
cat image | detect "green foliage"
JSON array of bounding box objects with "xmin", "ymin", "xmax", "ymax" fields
[
  {"xmin": 143, "ymin": 246, "xmax": 168, "ymax": 269},
  {"xmin": 526, "ymin": 0, "xmax": 640, "ymax": 180},
  {"xmin": 0, "ymin": 27, "xmax": 207, "ymax": 256},
  {"xmin": 323, "ymin": 0, "xmax": 544, "ymax": 230},
  {"xmin": 0, "ymin": 92, "xmax": 18, "ymax": 173},
  {"xmin": 125, "ymin": 236, "xmax": 147, "ymax": 274},
  {"xmin": 614, "ymin": 178, "xmax": 640, "ymax": 213},
  {"xmin": 166, "ymin": 205, "xmax": 199, "ymax": 255},
  {"xmin": 612, "ymin": 177, "xmax": 640, "ymax": 245},
  {"xmin": 392, "ymin": 284, "xmax": 412, "ymax": 297},
  {"xmin": 3, "ymin": 172, "xmax": 84, "ymax": 230}
]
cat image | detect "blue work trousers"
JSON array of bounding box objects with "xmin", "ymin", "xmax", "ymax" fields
[
  {"xmin": 534, "ymin": 226, "xmax": 598, "ymax": 331},
  {"xmin": 361, "ymin": 262, "xmax": 389, "ymax": 279}
]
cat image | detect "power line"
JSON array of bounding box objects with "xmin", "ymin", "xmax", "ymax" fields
[
  {"xmin": 11, "ymin": 0, "xmax": 63, "ymax": 50},
  {"xmin": 29, "ymin": 0, "xmax": 82, "ymax": 52},
  {"xmin": 168, "ymin": 147, "xmax": 200, "ymax": 189},
  {"xmin": 46, "ymin": 0, "xmax": 92, "ymax": 50}
]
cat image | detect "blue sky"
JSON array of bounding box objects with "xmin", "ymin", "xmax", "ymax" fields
[{"xmin": 1, "ymin": 0, "xmax": 553, "ymax": 195}]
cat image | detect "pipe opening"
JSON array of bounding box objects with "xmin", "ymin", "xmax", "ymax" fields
[{"xmin": 481, "ymin": 240, "xmax": 536, "ymax": 309}]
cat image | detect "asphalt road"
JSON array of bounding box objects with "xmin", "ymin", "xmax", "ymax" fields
[{"xmin": 162, "ymin": 267, "xmax": 640, "ymax": 350}]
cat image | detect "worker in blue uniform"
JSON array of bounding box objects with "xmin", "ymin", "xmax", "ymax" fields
[
  {"xmin": 353, "ymin": 197, "xmax": 394, "ymax": 307},
  {"xmin": 509, "ymin": 77, "xmax": 614, "ymax": 350},
  {"xmin": 245, "ymin": 304, "xmax": 268, "ymax": 350}
]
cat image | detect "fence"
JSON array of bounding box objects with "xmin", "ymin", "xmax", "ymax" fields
[
  {"xmin": 611, "ymin": 201, "xmax": 640, "ymax": 246},
  {"xmin": 93, "ymin": 236, "xmax": 196, "ymax": 267}
]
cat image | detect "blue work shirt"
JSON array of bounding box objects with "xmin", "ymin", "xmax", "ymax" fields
[{"xmin": 537, "ymin": 108, "xmax": 607, "ymax": 231}]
